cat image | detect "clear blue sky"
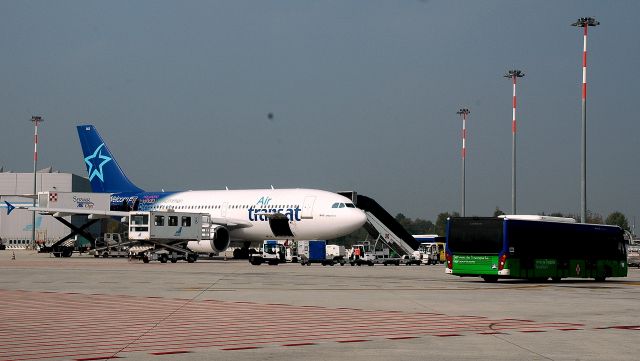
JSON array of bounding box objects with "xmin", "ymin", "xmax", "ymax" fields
[{"xmin": 1, "ymin": 1, "xmax": 638, "ymax": 227}]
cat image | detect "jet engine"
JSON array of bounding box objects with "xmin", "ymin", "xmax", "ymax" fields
[{"xmin": 186, "ymin": 226, "xmax": 231, "ymax": 253}]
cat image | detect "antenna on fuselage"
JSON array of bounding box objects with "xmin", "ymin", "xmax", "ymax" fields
[{"xmin": 271, "ymin": 185, "xmax": 275, "ymax": 189}]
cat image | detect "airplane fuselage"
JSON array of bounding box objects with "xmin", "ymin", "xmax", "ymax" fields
[{"xmin": 109, "ymin": 188, "xmax": 366, "ymax": 241}]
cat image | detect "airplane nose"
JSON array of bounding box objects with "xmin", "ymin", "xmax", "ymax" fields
[{"xmin": 354, "ymin": 209, "xmax": 367, "ymax": 227}]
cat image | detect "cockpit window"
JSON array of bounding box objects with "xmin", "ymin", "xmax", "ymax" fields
[{"xmin": 332, "ymin": 202, "xmax": 355, "ymax": 209}]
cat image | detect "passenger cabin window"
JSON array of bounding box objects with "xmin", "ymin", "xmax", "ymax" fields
[
  {"xmin": 168, "ymin": 216, "xmax": 178, "ymax": 227},
  {"xmin": 182, "ymin": 216, "xmax": 191, "ymax": 227},
  {"xmin": 154, "ymin": 215, "xmax": 164, "ymax": 226}
]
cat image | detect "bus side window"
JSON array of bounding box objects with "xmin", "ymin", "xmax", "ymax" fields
[
  {"xmin": 182, "ymin": 216, "xmax": 191, "ymax": 227},
  {"xmin": 155, "ymin": 215, "xmax": 164, "ymax": 226},
  {"xmin": 168, "ymin": 216, "xmax": 178, "ymax": 227}
]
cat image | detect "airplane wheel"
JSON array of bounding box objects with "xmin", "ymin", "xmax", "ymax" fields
[
  {"xmin": 171, "ymin": 258, "xmax": 177, "ymax": 263},
  {"xmin": 142, "ymin": 255, "xmax": 150, "ymax": 263},
  {"xmin": 187, "ymin": 255, "xmax": 196, "ymax": 263},
  {"xmin": 160, "ymin": 254, "xmax": 168, "ymax": 263},
  {"xmin": 102, "ymin": 252, "xmax": 109, "ymax": 258}
]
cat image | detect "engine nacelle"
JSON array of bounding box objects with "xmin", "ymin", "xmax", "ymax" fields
[{"xmin": 186, "ymin": 226, "xmax": 231, "ymax": 254}]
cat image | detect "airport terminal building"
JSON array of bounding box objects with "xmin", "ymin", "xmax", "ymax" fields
[{"xmin": 0, "ymin": 167, "xmax": 96, "ymax": 249}]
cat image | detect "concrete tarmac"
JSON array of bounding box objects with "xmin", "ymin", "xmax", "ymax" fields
[{"xmin": 1, "ymin": 250, "xmax": 639, "ymax": 360}]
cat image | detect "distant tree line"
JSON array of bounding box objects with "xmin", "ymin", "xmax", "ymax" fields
[{"xmin": 334, "ymin": 209, "xmax": 632, "ymax": 247}]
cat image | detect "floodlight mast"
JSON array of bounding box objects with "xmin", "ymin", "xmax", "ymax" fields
[
  {"xmin": 572, "ymin": 17, "xmax": 599, "ymax": 223},
  {"xmin": 30, "ymin": 116, "xmax": 43, "ymax": 248},
  {"xmin": 456, "ymin": 108, "xmax": 470, "ymax": 217},
  {"xmin": 504, "ymin": 70, "xmax": 524, "ymax": 215}
]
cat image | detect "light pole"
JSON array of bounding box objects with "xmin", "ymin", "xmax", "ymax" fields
[
  {"xmin": 504, "ymin": 69, "xmax": 524, "ymax": 215},
  {"xmin": 30, "ymin": 115, "xmax": 43, "ymax": 248},
  {"xmin": 456, "ymin": 108, "xmax": 470, "ymax": 217},
  {"xmin": 572, "ymin": 17, "xmax": 599, "ymax": 223}
]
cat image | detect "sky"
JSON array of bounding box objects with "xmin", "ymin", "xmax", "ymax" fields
[{"xmin": 1, "ymin": 0, "xmax": 639, "ymax": 227}]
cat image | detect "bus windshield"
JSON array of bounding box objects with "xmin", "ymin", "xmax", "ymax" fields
[{"xmin": 447, "ymin": 218, "xmax": 503, "ymax": 254}]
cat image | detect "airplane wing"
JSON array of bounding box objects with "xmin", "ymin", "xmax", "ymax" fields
[
  {"xmin": 0, "ymin": 194, "xmax": 37, "ymax": 199},
  {"xmin": 4, "ymin": 202, "xmax": 129, "ymax": 219},
  {"xmin": 209, "ymin": 217, "xmax": 253, "ymax": 229},
  {"xmin": 5, "ymin": 201, "xmax": 253, "ymax": 228}
]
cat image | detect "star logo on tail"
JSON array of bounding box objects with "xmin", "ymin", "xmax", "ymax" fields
[{"xmin": 84, "ymin": 143, "xmax": 112, "ymax": 182}]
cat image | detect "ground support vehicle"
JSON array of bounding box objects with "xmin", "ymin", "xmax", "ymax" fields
[
  {"xmin": 127, "ymin": 211, "xmax": 214, "ymax": 264},
  {"xmin": 324, "ymin": 244, "xmax": 347, "ymax": 266},
  {"xmin": 445, "ymin": 215, "xmax": 628, "ymax": 282},
  {"xmin": 249, "ymin": 240, "xmax": 286, "ymax": 265},
  {"xmin": 402, "ymin": 254, "xmax": 422, "ymax": 265},
  {"xmin": 417, "ymin": 243, "xmax": 440, "ymax": 265},
  {"xmin": 349, "ymin": 240, "xmax": 418, "ymax": 266},
  {"xmin": 628, "ymin": 244, "xmax": 640, "ymax": 267},
  {"xmin": 298, "ymin": 240, "xmax": 328, "ymax": 266},
  {"xmin": 90, "ymin": 233, "xmax": 134, "ymax": 258}
]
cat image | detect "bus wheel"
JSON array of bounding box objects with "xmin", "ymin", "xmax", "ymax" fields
[
  {"xmin": 551, "ymin": 277, "xmax": 561, "ymax": 282},
  {"xmin": 595, "ymin": 276, "xmax": 606, "ymax": 282},
  {"xmin": 482, "ymin": 276, "xmax": 498, "ymax": 283}
]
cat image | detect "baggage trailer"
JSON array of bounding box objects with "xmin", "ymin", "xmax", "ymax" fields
[{"xmin": 298, "ymin": 240, "xmax": 331, "ymax": 266}]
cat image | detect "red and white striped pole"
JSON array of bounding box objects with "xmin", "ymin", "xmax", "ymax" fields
[
  {"xmin": 457, "ymin": 108, "xmax": 470, "ymax": 217},
  {"xmin": 30, "ymin": 116, "xmax": 43, "ymax": 247},
  {"xmin": 504, "ymin": 70, "xmax": 524, "ymax": 215},
  {"xmin": 572, "ymin": 17, "xmax": 599, "ymax": 223}
]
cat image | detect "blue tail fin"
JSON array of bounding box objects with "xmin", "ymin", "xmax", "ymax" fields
[{"xmin": 77, "ymin": 125, "xmax": 144, "ymax": 193}]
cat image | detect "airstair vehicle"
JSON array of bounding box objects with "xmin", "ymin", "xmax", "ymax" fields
[{"xmin": 339, "ymin": 192, "xmax": 420, "ymax": 264}]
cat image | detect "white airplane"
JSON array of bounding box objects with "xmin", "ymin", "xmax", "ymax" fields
[{"xmin": 38, "ymin": 124, "xmax": 365, "ymax": 256}]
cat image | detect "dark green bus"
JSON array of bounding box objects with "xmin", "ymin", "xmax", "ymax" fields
[{"xmin": 445, "ymin": 216, "xmax": 628, "ymax": 282}]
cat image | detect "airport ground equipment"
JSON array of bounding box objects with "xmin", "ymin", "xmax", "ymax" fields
[
  {"xmin": 22, "ymin": 191, "xmax": 115, "ymax": 257},
  {"xmin": 90, "ymin": 233, "xmax": 134, "ymax": 258},
  {"xmin": 249, "ymin": 240, "xmax": 286, "ymax": 265},
  {"xmin": 298, "ymin": 240, "xmax": 330, "ymax": 265},
  {"xmin": 628, "ymin": 245, "xmax": 640, "ymax": 267},
  {"xmin": 325, "ymin": 244, "xmax": 347, "ymax": 265},
  {"xmin": 127, "ymin": 210, "xmax": 226, "ymax": 263},
  {"xmin": 416, "ymin": 243, "xmax": 441, "ymax": 265},
  {"xmin": 248, "ymin": 240, "xmax": 298, "ymax": 265},
  {"xmin": 446, "ymin": 215, "xmax": 628, "ymax": 282},
  {"xmin": 338, "ymin": 192, "xmax": 420, "ymax": 261}
]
